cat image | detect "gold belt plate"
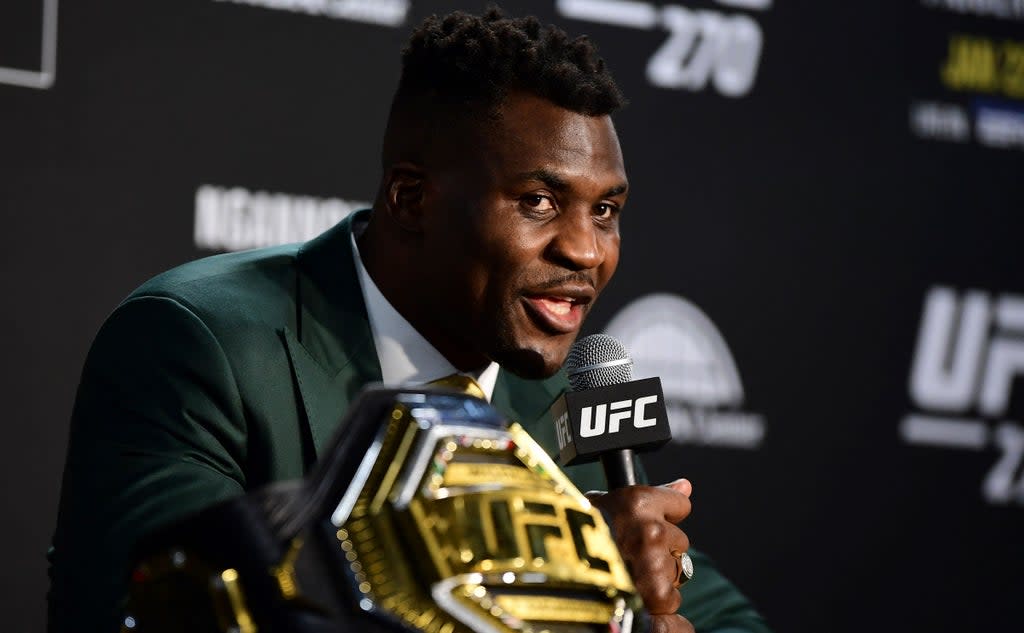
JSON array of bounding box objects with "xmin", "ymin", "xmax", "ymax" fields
[{"xmin": 333, "ymin": 401, "xmax": 638, "ymax": 633}]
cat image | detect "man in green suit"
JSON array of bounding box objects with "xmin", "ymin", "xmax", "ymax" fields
[{"xmin": 49, "ymin": 8, "xmax": 771, "ymax": 633}]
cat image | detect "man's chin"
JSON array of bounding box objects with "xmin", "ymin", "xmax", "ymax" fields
[{"xmin": 491, "ymin": 343, "xmax": 571, "ymax": 381}]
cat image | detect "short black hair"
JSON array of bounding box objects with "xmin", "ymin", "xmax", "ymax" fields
[{"xmin": 395, "ymin": 6, "xmax": 626, "ymax": 117}]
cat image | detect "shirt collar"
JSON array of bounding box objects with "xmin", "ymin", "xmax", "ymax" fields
[{"xmin": 350, "ymin": 228, "xmax": 499, "ymax": 402}]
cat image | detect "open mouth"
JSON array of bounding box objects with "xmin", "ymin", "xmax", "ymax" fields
[{"xmin": 522, "ymin": 295, "xmax": 588, "ymax": 334}]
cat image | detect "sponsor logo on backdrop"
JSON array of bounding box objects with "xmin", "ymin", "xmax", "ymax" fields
[
  {"xmin": 974, "ymin": 99, "xmax": 1024, "ymax": 148},
  {"xmin": 604, "ymin": 293, "xmax": 766, "ymax": 448},
  {"xmin": 194, "ymin": 184, "xmax": 367, "ymax": 251},
  {"xmin": 213, "ymin": 0, "xmax": 409, "ymax": 26},
  {"xmin": 0, "ymin": 0, "xmax": 58, "ymax": 89},
  {"xmin": 909, "ymin": 18, "xmax": 1024, "ymax": 150},
  {"xmin": 922, "ymin": 0, "xmax": 1024, "ymax": 20},
  {"xmin": 902, "ymin": 285, "xmax": 1024, "ymax": 506},
  {"xmin": 556, "ymin": 0, "xmax": 770, "ymax": 98},
  {"xmin": 940, "ymin": 34, "xmax": 1024, "ymax": 99},
  {"xmin": 910, "ymin": 101, "xmax": 971, "ymax": 142}
]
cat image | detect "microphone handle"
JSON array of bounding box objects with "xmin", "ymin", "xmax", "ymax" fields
[{"xmin": 600, "ymin": 448, "xmax": 637, "ymax": 489}]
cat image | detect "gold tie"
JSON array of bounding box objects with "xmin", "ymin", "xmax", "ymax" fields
[{"xmin": 429, "ymin": 373, "xmax": 487, "ymax": 400}]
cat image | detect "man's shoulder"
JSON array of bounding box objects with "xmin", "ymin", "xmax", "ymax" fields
[
  {"xmin": 125, "ymin": 243, "xmax": 303, "ymax": 325},
  {"xmin": 120, "ymin": 212, "xmax": 364, "ymax": 330}
]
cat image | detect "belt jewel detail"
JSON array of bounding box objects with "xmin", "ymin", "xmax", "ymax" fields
[{"xmin": 333, "ymin": 393, "xmax": 639, "ymax": 633}]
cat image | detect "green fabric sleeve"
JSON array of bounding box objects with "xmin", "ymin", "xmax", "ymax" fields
[
  {"xmin": 48, "ymin": 296, "xmax": 249, "ymax": 633},
  {"xmin": 681, "ymin": 549, "xmax": 774, "ymax": 633}
]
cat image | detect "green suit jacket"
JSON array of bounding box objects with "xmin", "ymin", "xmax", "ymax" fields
[{"xmin": 49, "ymin": 210, "xmax": 771, "ymax": 633}]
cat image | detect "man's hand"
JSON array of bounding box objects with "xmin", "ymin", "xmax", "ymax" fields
[{"xmin": 588, "ymin": 478, "xmax": 695, "ymax": 633}]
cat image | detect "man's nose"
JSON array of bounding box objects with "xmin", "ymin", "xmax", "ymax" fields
[{"xmin": 546, "ymin": 209, "xmax": 603, "ymax": 270}]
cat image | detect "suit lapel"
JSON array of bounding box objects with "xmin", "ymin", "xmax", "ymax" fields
[
  {"xmin": 492, "ymin": 369, "xmax": 568, "ymax": 459},
  {"xmin": 282, "ymin": 210, "xmax": 383, "ymax": 459}
]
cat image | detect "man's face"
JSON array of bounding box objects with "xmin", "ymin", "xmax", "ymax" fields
[{"xmin": 419, "ymin": 92, "xmax": 628, "ymax": 378}]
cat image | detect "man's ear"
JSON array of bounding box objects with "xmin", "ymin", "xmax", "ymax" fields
[{"xmin": 382, "ymin": 162, "xmax": 427, "ymax": 233}]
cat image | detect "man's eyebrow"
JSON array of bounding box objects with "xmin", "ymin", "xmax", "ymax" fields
[
  {"xmin": 517, "ymin": 169, "xmax": 570, "ymax": 191},
  {"xmin": 603, "ymin": 183, "xmax": 628, "ymax": 198},
  {"xmin": 517, "ymin": 169, "xmax": 629, "ymax": 198}
]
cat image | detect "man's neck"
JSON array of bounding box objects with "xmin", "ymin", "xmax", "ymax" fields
[
  {"xmin": 352, "ymin": 219, "xmax": 499, "ymax": 399},
  {"xmin": 356, "ymin": 215, "xmax": 489, "ymax": 372}
]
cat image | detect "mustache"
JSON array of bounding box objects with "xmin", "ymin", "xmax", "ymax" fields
[{"xmin": 529, "ymin": 271, "xmax": 597, "ymax": 292}]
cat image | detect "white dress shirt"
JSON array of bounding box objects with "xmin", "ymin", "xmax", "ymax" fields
[{"xmin": 350, "ymin": 229, "xmax": 500, "ymax": 401}]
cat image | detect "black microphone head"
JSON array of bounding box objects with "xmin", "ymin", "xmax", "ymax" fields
[{"xmin": 565, "ymin": 333, "xmax": 634, "ymax": 391}]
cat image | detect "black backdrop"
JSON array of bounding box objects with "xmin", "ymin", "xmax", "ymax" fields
[{"xmin": 3, "ymin": 1, "xmax": 1023, "ymax": 631}]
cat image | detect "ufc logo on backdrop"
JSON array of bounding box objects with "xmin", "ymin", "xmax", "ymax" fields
[
  {"xmin": 902, "ymin": 285, "xmax": 1024, "ymax": 505},
  {"xmin": 579, "ymin": 396, "xmax": 661, "ymax": 437}
]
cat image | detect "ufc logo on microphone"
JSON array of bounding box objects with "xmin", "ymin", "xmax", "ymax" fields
[
  {"xmin": 554, "ymin": 377, "xmax": 671, "ymax": 466},
  {"xmin": 579, "ymin": 396, "xmax": 660, "ymax": 438}
]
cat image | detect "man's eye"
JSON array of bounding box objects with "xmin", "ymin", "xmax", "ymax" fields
[
  {"xmin": 595, "ymin": 203, "xmax": 618, "ymax": 219},
  {"xmin": 521, "ymin": 195, "xmax": 555, "ymax": 211}
]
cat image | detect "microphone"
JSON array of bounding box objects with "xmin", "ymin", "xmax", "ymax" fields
[{"xmin": 553, "ymin": 333, "xmax": 672, "ymax": 490}]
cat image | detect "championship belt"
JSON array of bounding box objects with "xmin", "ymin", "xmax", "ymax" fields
[{"xmin": 121, "ymin": 386, "xmax": 640, "ymax": 633}]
